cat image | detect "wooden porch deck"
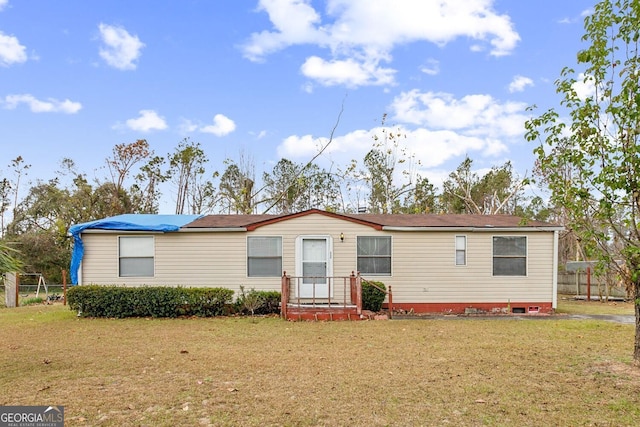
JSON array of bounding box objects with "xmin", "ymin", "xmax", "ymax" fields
[{"xmin": 280, "ymin": 272, "xmax": 392, "ymax": 321}]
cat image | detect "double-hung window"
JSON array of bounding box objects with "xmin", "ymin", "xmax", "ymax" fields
[
  {"xmin": 455, "ymin": 235, "xmax": 466, "ymax": 266},
  {"xmin": 493, "ymin": 236, "xmax": 527, "ymax": 276},
  {"xmin": 357, "ymin": 236, "xmax": 391, "ymax": 275},
  {"xmin": 119, "ymin": 236, "xmax": 154, "ymax": 277},
  {"xmin": 247, "ymin": 236, "xmax": 282, "ymax": 277}
]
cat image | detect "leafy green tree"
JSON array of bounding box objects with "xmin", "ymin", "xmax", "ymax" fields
[
  {"xmin": 219, "ymin": 159, "xmax": 255, "ymax": 214},
  {"xmin": 525, "ymin": 0, "xmax": 640, "ymax": 362},
  {"xmin": 130, "ymin": 155, "xmax": 169, "ymax": 214},
  {"xmin": 401, "ymin": 175, "xmax": 438, "ymax": 214},
  {"xmin": 350, "ymin": 114, "xmax": 417, "ymax": 214},
  {"xmin": 0, "ymin": 178, "xmax": 11, "ymax": 237},
  {"xmin": 302, "ymin": 163, "xmax": 342, "ymax": 212},
  {"xmin": 106, "ymin": 139, "xmax": 151, "ymax": 195},
  {"xmin": 261, "ymin": 159, "xmax": 341, "ymax": 214},
  {"xmin": 261, "ymin": 158, "xmax": 303, "ymax": 214},
  {"xmin": 168, "ymin": 138, "xmax": 211, "ymax": 214},
  {"xmin": 0, "ymin": 241, "xmax": 22, "ymax": 274},
  {"xmin": 8, "ymin": 156, "xmax": 30, "ymax": 218}
]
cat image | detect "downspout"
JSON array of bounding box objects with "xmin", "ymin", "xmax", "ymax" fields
[{"xmin": 552, "ymin": 230, "xmax": 559, "ymax": 310}]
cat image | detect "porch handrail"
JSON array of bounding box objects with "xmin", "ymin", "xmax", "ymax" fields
[
  {"xmin": 281, "ymin": 272, "xmax": 290, "ymax": 320},
  {"xmin": 281, "ymin": 272, "xmax": 362, "ymax": 316}
]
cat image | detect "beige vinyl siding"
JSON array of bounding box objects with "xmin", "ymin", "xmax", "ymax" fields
[
  {"xmin": 387, "ymin": 231, "xmax": 554, "ymax": 304},
  {"xmin": 79, "ymin": 213, "xmax": 555, "ymax": 304}
]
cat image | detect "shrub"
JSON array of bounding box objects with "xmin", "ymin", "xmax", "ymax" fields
[
  {"xmin": 257, "ymin": 290, "xmax": 281, "ymax": 315},
  {"xmin": 362, "ymin": 280, "xmax": 386, "ymax": 312},
  {"xmin": 67, "ymin": 285, "xmax": 234, "ymax": 318},
  {"xmin": 235, "ymin": 287, "xmax": 281, "ymax": 316}
]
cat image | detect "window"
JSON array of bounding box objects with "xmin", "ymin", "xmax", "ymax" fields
[
  {"xmin": 357, "ymin": 236, "xmax": 391, "ymax": 275},
  {"xmin": 247, "ymin": 237, "xmax": 282, "ymax": 277},
  {"xmin": 455, "ymin": 235, "xmax": 466, "ymax": 266},
  {"xmin": 493, "ymin": 236, "xmax": 527, "ymax": 276},
  {"xmin": 119, "ymin": 236, "xmax": 154, "ymax": 277}
]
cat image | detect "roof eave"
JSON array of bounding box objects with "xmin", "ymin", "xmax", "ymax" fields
[
  {"xmin": 178, "ymin": 227, "xmax": 248, "ymax": 232},
  {"xmin": 245, "ymin": 209, "xmax": 383, "ymax": 231},
  {"xmin": 382, "ymin": 226, "xmax": 564, "ymax": 232}
]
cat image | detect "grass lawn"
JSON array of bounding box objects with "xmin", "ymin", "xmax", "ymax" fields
[
  {"xmin": 556, "ymin": 294, "xmax": 635, "ymax": 316},
  {"xmin": 1, "ymin": 303, "xmax": 639, "ymax": 426}
]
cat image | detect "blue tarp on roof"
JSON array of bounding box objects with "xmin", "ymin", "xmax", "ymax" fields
[{"xmin": 69, "ymin": 214, "xmax": 201, "ymax": 284}]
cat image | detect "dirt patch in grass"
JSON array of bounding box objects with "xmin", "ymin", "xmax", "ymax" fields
[{"xmin": 1, "ymin": 305, "xmax": 639, "ymax": 426}]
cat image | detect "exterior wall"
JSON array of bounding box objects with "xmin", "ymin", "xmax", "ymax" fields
[
  {"xmin": 388, "ymin": 230, "xmax": 555, "ymax": 307},
  {"xmin": 79, "ymin": 213, "xmax": 556, "ymax": 311}
]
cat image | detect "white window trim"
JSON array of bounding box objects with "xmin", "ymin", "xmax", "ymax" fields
[
  {"xmin": 356, "ymin": 235, "xmax": 392, "ymax": 276},
  {"xmin": 455, "ymin": 235, "xmax": 467, "ymax": 266},
  {"xmin": 246, "ymin": 236, "xmax": 283, "ymax": 278},
  {"xmin": 492, "ymin": 235, "xmax": 528, "ymax": 277},
  {"xmin": 118, "ymin": 235, "xmax": 155, "ymax": 278}
]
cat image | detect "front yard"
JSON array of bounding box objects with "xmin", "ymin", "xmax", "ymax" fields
[{"xmin": 0, "ymin": 302, "xmax": 638, "ymax": 426}]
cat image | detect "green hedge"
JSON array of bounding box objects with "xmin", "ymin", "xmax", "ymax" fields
[
  {"xmin": 362, "ymin": 280, "xmax": 386, "ymax": 312},
  {"xmin": 234, "ymin": 289, "xmax": 281, "ymax": 315},
  {"xmin": 67, "ymin": 285, "xmax": 234, "ymax": 318}
]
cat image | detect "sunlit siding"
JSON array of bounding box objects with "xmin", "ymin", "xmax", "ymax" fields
[
  {"xmin": 79, "ymin": 213, "xmax": 555, "ymax": 304},
  {"xmin": 386, "ymin": 231, "xmax": 554, "ymax": 304}
]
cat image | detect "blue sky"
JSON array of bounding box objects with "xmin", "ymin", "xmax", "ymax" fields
[{"xmin": 0, "ymin": 0, "xmax": 596, "ymax": 214}]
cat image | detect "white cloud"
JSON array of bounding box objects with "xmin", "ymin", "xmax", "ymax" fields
[
  {"xmin": 0, "ymin": 0, "xmax": 8, "ymax": 11},
  {"xmin": 300, "ymin": 56, "xmax": 395, "ymax": 87},
  {"xmin": 278, "ymin": 134, "xmax": 330, "ymax": 159},
  {"xmin": 390, "ymin": 90, "xmax": 529, "ymax": 138},
  {"xmin": 276, "ymin": 125, "xmax": 504, "ymax": 177},
  {"xmin": 581, "ymin": 8, "xmax": 594, "ymax": 18},
  {"xmin": 242, "ymin": 0, "xmax": 325, "ymax": 61},
  {"xmin": 572, "ymin": 73, "xmax": 596, "ymax": 100},
  {"xmin": 3, "ymin": 94, "xmax": 82, "ymax": 113},
  {"xmin": 124, "ymin": 110, "xmax": 167, "ymax": 132},
  {"xmin": 243, "ymin": 0, "xmax": 520, "ymax": 87},
  {"xmin": 420, "ymin": 59, "xmax": 440, "ymax": 76},
  {"xmin": 559, "ymin": 8, "xmax": 593, "ymax": 24},
  {"xmin": 0, "ymin": 31, "xmax": 27, "ymax": 66},
  {"xmin": 253, "ymin": 130, "xmax": 268, "ymax": 139},
  {"xmin": 200, "ymin": 114, "xmax": 236, "ymax": 136},
  {"xmin": 277, "ymin": 88, "xmax": 528, "ymax": 177},
  {"xmin": 178, "ymin": 118, "xmax": 198, "ymax": 134},
  {"xmin": 98, "ymin": 23, "xmax": 145, "ymax": 70},
  {"xmin": 508, "ymin": 75, "xmax": 534, "ymax": 93}
]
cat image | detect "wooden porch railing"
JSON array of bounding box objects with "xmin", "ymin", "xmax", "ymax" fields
[
  {"xmin": 281, "ymin": 271, "xmax": 361, "ymax": 320},
  {"xmin": 281, "ymin": 271, "xmax": 393, "ymax": 320}
]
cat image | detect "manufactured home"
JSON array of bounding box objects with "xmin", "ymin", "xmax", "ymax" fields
[{"xmin": 70, "ymin": 209, "xmax": 562, "ymax": 318}]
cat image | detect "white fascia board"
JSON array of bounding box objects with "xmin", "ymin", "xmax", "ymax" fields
[
  {"xmin": 382, "ymin": 226, "xmax": 564, "ymax": 232},
  {"xmin": 177, "ymin": 228, "xmax": 247, "ymax": 232}
]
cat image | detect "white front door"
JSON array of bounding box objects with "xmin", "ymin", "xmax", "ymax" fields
[{"xmin": 296, "ymin": 236, "xmax": 332, "ymax": 298}]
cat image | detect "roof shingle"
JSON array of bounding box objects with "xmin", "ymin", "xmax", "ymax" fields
[{"xmin": 182, "ymin": 209, "xmax": 560, "ymax": 230}]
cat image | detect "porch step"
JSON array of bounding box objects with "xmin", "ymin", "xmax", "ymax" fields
[{"xmin": 284, "ymin": 307, "xmax": 389, "ymax": 321}]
